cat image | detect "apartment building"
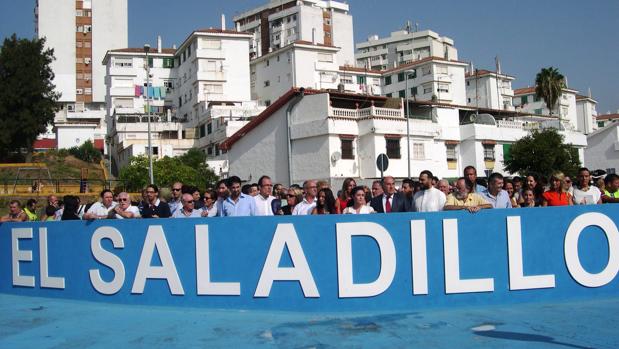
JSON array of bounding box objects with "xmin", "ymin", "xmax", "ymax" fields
[
  {"xmin": 355, "ymin": 29, "xmax": 458, "ymax": 71},
  {"xmin": 104, "ymin": 30, "xmax": 264, "ymax": 174},
  {"xmin": 233, "ymin": 0, "xmax": 355, "ymax": 66},
  {"xmin": 465, "ymin": 69, "xmax": 515, "ymax": 111},
  {"xmin": 35, "ymin": 0, "xmax": 128, "ymax": 150}
]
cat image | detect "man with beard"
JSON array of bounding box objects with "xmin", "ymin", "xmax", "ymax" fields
[{"xmin": 444, "ymin": 177, "xmax": 492, "ymax": 213}]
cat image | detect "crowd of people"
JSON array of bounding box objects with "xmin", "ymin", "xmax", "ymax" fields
[{"xmin": 1, "ymin": 166, "xmax": 617, "ymax": 222}]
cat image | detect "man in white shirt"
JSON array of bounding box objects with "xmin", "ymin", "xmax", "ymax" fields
[
  {"xmin": 292, "ymin": 180, "xmax": 317, "ymax": 215},
  {"xmin": 254, "ymin": 175, "xmax": 275, "ymax": 216},
  {"xmin": 112, "ymin": 192, "xmax": 140, "ymax": 219},
  {"xmin": 172, "ymin": 193, "xmax": 203, "ymax": 218},
  {"xmin": 84, "ymin": 189, "xmax": 117, "ymax": 220},
  {"xmin": 413, "ymin": 170, "xmax": 446, "ymax": 212}
]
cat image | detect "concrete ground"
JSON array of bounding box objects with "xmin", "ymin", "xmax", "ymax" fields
[{"xmin": 1, "ymin": 294, "xmax": 617, "ymax": 348}]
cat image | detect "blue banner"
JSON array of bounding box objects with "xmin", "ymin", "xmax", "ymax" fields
[{"xmin": 1, "ymin": 205, "xmax": 618, "ymax": 311}]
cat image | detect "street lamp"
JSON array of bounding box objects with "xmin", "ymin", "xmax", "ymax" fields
[
  {"xmin": 404, "ymin": 69, "xmax": 416, "ymax": 178},
  {"xmin": 144, "ymin": 44, "xmax": 154, "ymax": 185}
]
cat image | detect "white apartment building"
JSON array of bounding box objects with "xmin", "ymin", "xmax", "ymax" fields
[
  {"xmin": 585, "ymin": 123, "xmax": 619, "ymax": 174},
  {"xmin": 465, "ymin": 69, "xmax": 515, "ymax": 111},
  {"xmin": 513, "ymin": 86, "xmax": 597, "ymax": 135},
  {"xmin": 380, "ymin": 57, "xmax": 468, "ymax": 106},
  {"xmin": 104, "ymin": 29, "xmax": 264, "ymax": 173},
  {"xmin": 220, "ymin": 89, "xmax": 587, "ymax": 186},
  {"xmin": 233, "ymin": 0, "xmax": 355, "ymax": 66},
  {"xmin": 595, "ymin": 113, "xmax": 619, "ymax": 128},
  {"xmin": 356, "ymin": 29, "xmax": 458, "ymax": 71},
  {"xmin": 35, "ymin": 0, "xmax": 128, "ymax": 149},
  {"xmin": 251, "ymin": 41, "xmax": 383, "ymax": 104}
]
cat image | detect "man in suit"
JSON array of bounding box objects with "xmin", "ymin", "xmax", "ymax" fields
[{"xmin": 370, "ymin": 176, "xmax": 406, "ymax": 213}]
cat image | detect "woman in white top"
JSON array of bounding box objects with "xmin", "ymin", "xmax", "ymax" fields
[
  {"xmin": 573, "ymin": 168, "xmax": 602, "ymax": 205},
  {"xmin": 343, "ymin": 186, "xmax": 375, "ymax": 214}
]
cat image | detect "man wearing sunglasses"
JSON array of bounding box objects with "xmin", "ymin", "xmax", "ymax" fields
[
  {"xmin": 111, "ymin": 192, "xmax": 140, "ymax": 219},
  {"xmin": 172, "ymin": 193, "xmax": 203, "ymax": 218},
  {"xmin": 168, "ymin": 182, "xmax": 183, "ymax": 215}
]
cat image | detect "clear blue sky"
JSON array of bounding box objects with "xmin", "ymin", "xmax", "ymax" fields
[{"xmin": 1, "ymin": 0, "xmax": 617, "ymax": 114}]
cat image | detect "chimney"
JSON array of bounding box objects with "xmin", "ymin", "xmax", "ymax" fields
[
  {"xmin": 157, "ymin": 36, "xmax": 162, "ymax": 53},
  {"xmin": 221, "ymin": 14, "xmax": 226, "ymax": 30},
  {"xmin": 236, "ymin": 22, "xmax": 240, "ymax": 32},
  {"xmin": 312, "ymin": 28, "xmax": 316, "ymax": 44},
  {"xmin": 172, "ymin": 44, "xmax": 177, "ymax": 50}
]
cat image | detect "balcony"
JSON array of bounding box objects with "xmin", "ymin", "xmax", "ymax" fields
[
  {"xmin": 109, "ymin": 86, "xmax": 135, "ymax": 96},
  {"xmin": 197, "ymin": 71, "xmax": 226, "ymax": 81},
  {"xmin": 330, "ymin": 106, "xmax": 403, "ymax": 119}
]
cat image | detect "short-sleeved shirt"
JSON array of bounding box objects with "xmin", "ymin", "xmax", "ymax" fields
[
  {"xmin": 542, "ymin": 191, "xmax": 571, "ymax": 206},
  {"xmin": 573, "ymin": 186, "xmax": 601, "ymax": 205},
  {"xmin": 604, "ymin": 189, "xmax": 619, "ymax": 199},
  {"xmin": 292, "ymin": 198, "xmax": 316, "ymax": 215},
  {"xmin": 114, "ymin": 206, "xmax": 141, "ymax": 219},
  {"xmin": 480, "ymin": 189, "xmax": 513, "ymax": 209},
  {"xmin": 445, "ymin": 193, "xmax": 489, "ymax": 207}
]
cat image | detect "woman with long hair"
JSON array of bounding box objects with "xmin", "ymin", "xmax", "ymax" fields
[
  {"xmin": 343, "ymin": 186, "xmax": 375, "ymax": 214},
  {"xmin": 503, "ymin": 178, "xmax": 519, "ymax": 208},
  {"xmin": 520, "ymin": 174, "xmax": 543, "ymax": 206},
  {"xmin": 335, "ymin": 178, "xmax": 356, "ymax": 214},
  {"xmin": 282, "ymin": 187, "xmax": 303, "ymax": 215},
  {"xmin": 542, "ymin": 171, "xmax": 573, "ymax": 206},
  {"xmin": 312, "ymin": 188, "xmax": 337, "ymax": 214}
]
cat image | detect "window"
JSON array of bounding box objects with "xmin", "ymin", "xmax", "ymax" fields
[
  {"xmin": 399, "ymin": 90, "xmax": 406, "ymax": 98},
  {"xmin": 207, "ymin": 123, "xmax": 212, "ymax": 134},
  {"xmin": 534, "ymin": 95, "xmax": 541, "ymax": 102},
  {"xmin": 84, "ymin": 25, "xmax": 92, "ymax": 33},
  {"xmin": 521, "ymin": 95, "xmax": 528, "ymax": 104},
  {"xmin": 411, "ymin": 86, "xmax": 418, "ymax": 96},
  {"xmin": 598, "ymin": 121, "xmax": 605, "ymax": 128},
  {"xmin": 113, "ymin": 98, "xmax": 133, "ymax": 108},
  {"xmin": 182, "ymin": 52, "xmax": 186, "ymax": 62},
  {"xmin": 76, "ymin": 10, "xmax": 83, "ymax": 16},
  {"xmin": 76, "ymin": 88, "xmax": 83, "ymax": 95},
  {"xmin": 207, "ymin": 146, "xmax": 213, "ymax": 156},
  {"xmin": 84, "ymin": 88, "xmax": 92, "ymax": 95},
  {"xmin": 341, "ymin": 138, "xmax": 354, "ymax": 159},
  {"xmin": 398, "ymin": 72, "xmax": 405, "ymax": 82},
  {"xmin": 422, "ymin": 66, "xmax": 431, "ymax": 76},
  {"xmin": 114, "ymin": 58, "xmax": 132, "ymax": 68},
  {"xmin": 204, "ymin": 83, "xmax": 223, "ymax": 94},
  {"xmin": 386, "ymin": 93, "xmax": 392, "ymax": 97},
  {"xmin": 147, "ymin": 57, "xmax": 153, "ymax": 68},
  {"xmin": 534, "ymin": 108, "xmax": 543, "ymax": 114},
  {"xmin": 385, "ymin": 76, "xmax": 392, "ymax": 85},
  {"xmin": 146, "ymin": 146, "xmax": 159, "ymax": 156},
  {"xmin": 423, "ymin": 84, "xmax": 433, "ymax": 94},
  {"xmin": 357, "ymin": 76, "xmax": 366, "ymax": 84},
  {"xmin": 187, "ymin": 44, "xmax": 192, "ymax": 57},
  {"xmin": 204, "ymin": 60, "xmax": 217, "ymax": 71},
  {"xmin": 199, "ymin": 124, "xmax": 206, "ymax": 138},
  {"xmin": 162, "ymin": 58, "xmax": 174, "ymax": 68},
  {"xmin": 76, "ymin": 41, "xmax": 83, "ymax": 48},
  {"xmin": 413, "ymin": 143, "xmax": 425, "ymax": 160},
  {"xmin": 483, "ymin": 144, "xmax": 495, "ymax": 161},
  {"xmin": 437, "ymin": 83, "xmax": 449, "ymax": 93},
  {"xmin": 84, "ymin": 41, "xmax": 91, "ymax": 48},
  {"xmin": 264, "ymin": 80, "xmax": 270, "ymax": 87},
  {"xmin": 436, "ymin": 65, "xmax": 448, "ymax": 74},
  {"xmin": 386, "ymin": 138, "xmax": 401, "ymax": 159},
  {"xmin": 446, "ymin": 144, "xmax": 457, "ymax": 161}
]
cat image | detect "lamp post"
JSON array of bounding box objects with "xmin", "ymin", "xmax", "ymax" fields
[
  {"xmin": 404, "ymin": 69, "xmax": 416, "ymax": 179},
  {"xmin": 144, "ymin": 44, "xmax": 154, "ymax": 185}
]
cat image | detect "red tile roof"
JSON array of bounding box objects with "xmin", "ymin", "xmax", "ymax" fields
[
  {"xmin": 465, "ymin": 69, "xmax": 515, "ymax": 79},
  {"xmin": 339, "ymin": 66, "xmax": 382, "ymax": 74},
  {"xmin": 596, "ymin": 113, "xmax": 619, "ymax": 121},
  {"xmin": 33, "ymin": 138, "xmax": 57, "ymax": 149},
  {"xmin": 513, "ymin": 87, "xmax": 536, "ymax": 95}
]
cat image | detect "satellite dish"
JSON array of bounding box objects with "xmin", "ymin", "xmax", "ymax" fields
[{"xmin": 331, "ymin": 151, "xmax": 342, "ymax": 163}]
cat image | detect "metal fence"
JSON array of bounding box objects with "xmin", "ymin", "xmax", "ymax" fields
[{"xmin": 0, "ymin": 178, "xmax": 128, "ymax": 195}]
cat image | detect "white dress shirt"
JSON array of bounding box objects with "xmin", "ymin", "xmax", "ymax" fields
[{"xmin": 254, "ymin": 194, "xmax": 275, "ymax": 216}]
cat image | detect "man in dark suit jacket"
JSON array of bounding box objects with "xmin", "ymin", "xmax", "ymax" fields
[{"xmin": 370, "ymin": 176, "xmax": 407, "ymax": 213}]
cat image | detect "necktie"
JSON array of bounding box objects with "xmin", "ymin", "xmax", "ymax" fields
[{"xmin": 385, "ymin": 195, "xmax": 392, "ymax": 213}]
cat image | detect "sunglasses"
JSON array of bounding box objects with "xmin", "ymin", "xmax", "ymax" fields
[
  {"xmin": 185, "ymin": 200, "xmax": 194, "ymax": 204},
  {"xmin": 172, "ymin": 188, "xmax": 181, "ymax": 191},
  {"xmin": 287, "ymin": 194, "xmax": 295, "ymax": 197},
  {"xmin": 118, "ymin": 198, "xmax": 129, "ymax": 202},
  {"xmin": 204, "ymin": 197, "xmax": 212, "ymax": 200}
]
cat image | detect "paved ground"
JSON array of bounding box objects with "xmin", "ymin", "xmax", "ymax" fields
[{"xmin": 1, "ymin": 294, "xmax": 617, "ymax": 348}]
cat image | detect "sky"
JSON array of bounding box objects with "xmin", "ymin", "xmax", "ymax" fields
[{"xmin": 1, "ymin": 0, "xmax": 618, "ymax": 114}]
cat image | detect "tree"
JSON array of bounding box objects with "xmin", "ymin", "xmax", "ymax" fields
[
  {"xmin": 68, "ymin": 140, "xmax": 102, "ymax": 163},
  {"xmin": 0, "ymin": 35, "xmax": 60, "ymax": 160},
  {"xmin": 535, "ymin": 67, "xmax": 565, "ymax": 118},
  {"xmin": 119, "ymin": 151, "xmax": 219, "ymax": 192},
  {"xmin": 503, "ymin": 128, "xmax": 580, "ymax": 178}
]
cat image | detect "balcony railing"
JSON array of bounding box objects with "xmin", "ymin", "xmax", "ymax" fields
[{"xmin": 330, "ymin": 106, "xmax": 404, "ymax": 119}]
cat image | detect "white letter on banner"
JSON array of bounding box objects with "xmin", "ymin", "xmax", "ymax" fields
[
  {"xmin": 411, "ymin": 220, "xmax": 428, "ymax": 295},
  {"xmin": 336, "ymin": 222, "xmax": 396, "ymax": 298},
  {"xmin": 89, "ymin": 227, "xmax": 126, "ymax": 295},
  {"xmin": 506, "ymin": 216, "xmax": 555, "ymax": 290},
  {"xmin": 254, "ymin": 224, "xmax": 319, "ymax": 298},
  {"xmin": 12, "ymin": 228, "xmax": 35, "ymax": 287},
  {"xmin": 195, "ymin": 225, "xmax": 240, "ymax": 295},
  {"xmin": 39, "ymin": 228, "xmax": 65, "ymax": 289},
  {"xmin": 443, "ymin": 219, "xmax": 494, "ymax": 293},
  {"xmin": 131, "ymin": 226, "xmax": 184, "ymax": 295},
  {"xmin": 565, "ymin": 212, "xmax": 619, "ymax": 287}
]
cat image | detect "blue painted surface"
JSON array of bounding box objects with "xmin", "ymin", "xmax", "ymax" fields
[
  {"xmin": 0, "ymin": 205, "xmax": 618, "ymax": 311},
  {"xmin": 0, "ymin": 294, "xmax": 617, "ymax": 348}
]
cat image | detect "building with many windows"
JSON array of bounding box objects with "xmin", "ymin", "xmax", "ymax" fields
[
  {"xmin": 35, "ymin": 0, "xmax": 127, "ymax": 150},
  {"xmin": 233, "ymin": 0, "xmax": 355, "ymax": 66},
  {"xmin": 355, "ymin": 28, "xmax": 458, "ymax": 70},
  {"xmin": 465, "ymin": 69, "xmax": 515, "ymax": 111}
]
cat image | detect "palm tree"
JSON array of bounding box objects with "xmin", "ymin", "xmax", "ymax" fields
[{"xmin": 535, "ymin": 67, "xmax": 565, "ymax": 118}]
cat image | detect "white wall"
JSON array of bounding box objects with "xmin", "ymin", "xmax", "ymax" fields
[
  {"xmin": 37, "ymin": 0, "xmax": 76, "ymax": 102},
  {"xmin": 56, "ymin": 125, "xmax": 96, "ymax": 149},
  {"xmin": 92, "ymin": 0, "xmax": 128, "ymax": 102},
  {"xmin": 585, "ymin": 125, "xmax": 619, "ymax": 172},
  {"xmin": 331, "ymin": 11, "xmax": 354, "ymax": 66}
]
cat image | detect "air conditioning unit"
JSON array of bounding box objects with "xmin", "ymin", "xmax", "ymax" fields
[{"xmin": 84, "ymin": 58, "xmax": 91, "ymax": 65}]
